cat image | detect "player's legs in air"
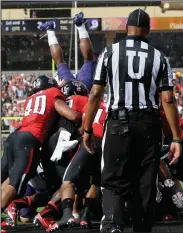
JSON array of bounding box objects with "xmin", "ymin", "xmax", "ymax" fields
[
  {"xmin": 39, "ymin": 12, "xmax": 94, "ymax": 89},
  {"xmin": 40, "ymin": 21, "xmax": 75, "ymax": 83},
  {"xmin": 73, "ymin": 12, "xmax": 94, "ymax": 90}
]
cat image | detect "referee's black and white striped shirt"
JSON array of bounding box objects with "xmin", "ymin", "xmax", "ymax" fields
[{"xmin": 93, "ymin": 35, "xmax": 173, "ymax": 111}]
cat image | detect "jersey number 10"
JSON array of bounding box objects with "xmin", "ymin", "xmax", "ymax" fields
[{"xmin": 24, "ymin": 95, "xmax": 47, "ymax": 116}]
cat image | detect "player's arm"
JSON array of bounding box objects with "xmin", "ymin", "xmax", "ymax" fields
[
  {"xmin": 77, "ymin": 115, "xmax": 85, "ymax": 135},
  {"xmin": 54, "ymin": 98, "xmax": 82, "ymax": 123},
  {"xmin": 161, "ymin": 92, "xmax": 180, "ymax": 140},
  {"xmin": 84, "ymin": 48, "xmax": 108, "ymax": 132},
  {"xmin": 160, "ymin": 57, "xmax": 181, "ymax": 141}
]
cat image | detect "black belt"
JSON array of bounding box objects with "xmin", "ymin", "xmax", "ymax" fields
[
  {"xmin": 108, "ymin": 109, "xmax": 128, "ymax": 122},
  {"xmin": 108, "ymin": 108, "xmax": 160, "ymax": 121}
]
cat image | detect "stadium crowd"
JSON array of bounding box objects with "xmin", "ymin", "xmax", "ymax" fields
[
  {"xmin": 1, "ymin": 73, "xmax": 51, "ymax": 131},
  {"xmin": 1, "ymin": 70, "xmax": 183, "ymax": 131}
]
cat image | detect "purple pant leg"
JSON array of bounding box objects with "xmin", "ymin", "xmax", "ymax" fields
[
  {"xmin": 57, "ymin": 64, "xmax": 75, "ymax": 81},
  {"xmin": 77, "ymin": 60, "xmax": 94, "ymax": 90}
]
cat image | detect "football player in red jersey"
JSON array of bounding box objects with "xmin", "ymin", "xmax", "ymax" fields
[
  {"xmin": 47, "ymin": 80, "xmax": 89, "ymax": 163},
  {"xmin": 42, "ymin": 80, "xmax": 89, "ymax": 165},
  {"xmin": 47, "ymin": 101, "xmax": 107, "ymax": 232},
  {"xmin": 1, "ymin": 75, "xmax": 82, "ymax": 224},
  {"xmin": 2, "ymin": 81, "xmax": 89, "ymax": 230},
  {"xmin": 63, "ymin": 80, "xmax": 89, "ymax": 113},
  {"xmin": 32, "ymin": 80, "xmax": 89, "ymax": 228}
]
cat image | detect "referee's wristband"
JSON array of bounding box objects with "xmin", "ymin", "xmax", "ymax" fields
[
  {"xmin": 172, "ymin": 139, "xmax": 182, "ymax": 145},
  {"xmin": 84, "ymin": 128, "xmax": 93, "ymax": 134}
]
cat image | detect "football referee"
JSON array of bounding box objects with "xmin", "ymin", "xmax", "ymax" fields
[{"xmin": 83, "ymin": 9, "xmax": 182, "ymax": 233}]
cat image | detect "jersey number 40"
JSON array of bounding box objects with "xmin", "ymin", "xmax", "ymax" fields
[{"xmin": 24, "ymin": 95, "xmax": 47, "ymax": 116}]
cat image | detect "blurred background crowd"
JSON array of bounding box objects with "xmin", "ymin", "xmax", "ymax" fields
[{"xmin": 1, "ymin": 70, "xmax": 183, "ymax": 131}]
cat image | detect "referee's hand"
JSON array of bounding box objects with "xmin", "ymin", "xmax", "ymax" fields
[
  {"xmin": 83, "ymin": 132, "xmax": 96, "ymax": 154},
  {"xmin": 168, "ymin": 142, "xmax": 182, "ymax": 166}
]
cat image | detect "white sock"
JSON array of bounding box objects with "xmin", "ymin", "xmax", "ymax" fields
[
  {"xmin": 47, "ymin": 30, "xmax": 59, "ymax": 46},
  {"xmin": 77, "ymin": 24, "xmax": 89, "ymax": 39},
  {"xmin": 73, "ymin": 213, "xmax": 80, "ymax": 219}
]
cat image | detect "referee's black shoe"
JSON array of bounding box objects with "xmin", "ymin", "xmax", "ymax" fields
[{"xmin": 101, "ymin": 223, "xmax": 123, "ymax": 233}]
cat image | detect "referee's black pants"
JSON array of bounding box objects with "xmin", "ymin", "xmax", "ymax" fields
[{"xmin": 101, "ymin": 111, "xmax": 162, "ymax": 232}]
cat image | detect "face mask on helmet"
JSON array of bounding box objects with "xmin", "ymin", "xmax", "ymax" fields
[
  {"xmin": 33, "ymin": 79, "xmax": 41, "ymax": 89},
  {"xmin": 61, "ymin": 80, "xmax": 88, "ymax": 98},
  {"xmin": 48, "ymin": 78, "xmax": 58, "ymax": 88},
  {"xmin": 32, "ymin": 75, "xmax": 58, "ymax": 93},
  {"xmin": 61, "ymin": 85, "xmax": 73, "ymax": 98}
]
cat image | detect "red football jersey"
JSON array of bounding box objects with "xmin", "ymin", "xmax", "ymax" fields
[
  {"xmin": 66, "ymin": 95, "xmax": 88, "ymax": 113},
  {"xmin": 20, "ymin": 87, "xmax": 65, "ymax": 144},
  {"xmin": 82, "ymin": 101, "xmax": 107, "ymax": 138}
]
